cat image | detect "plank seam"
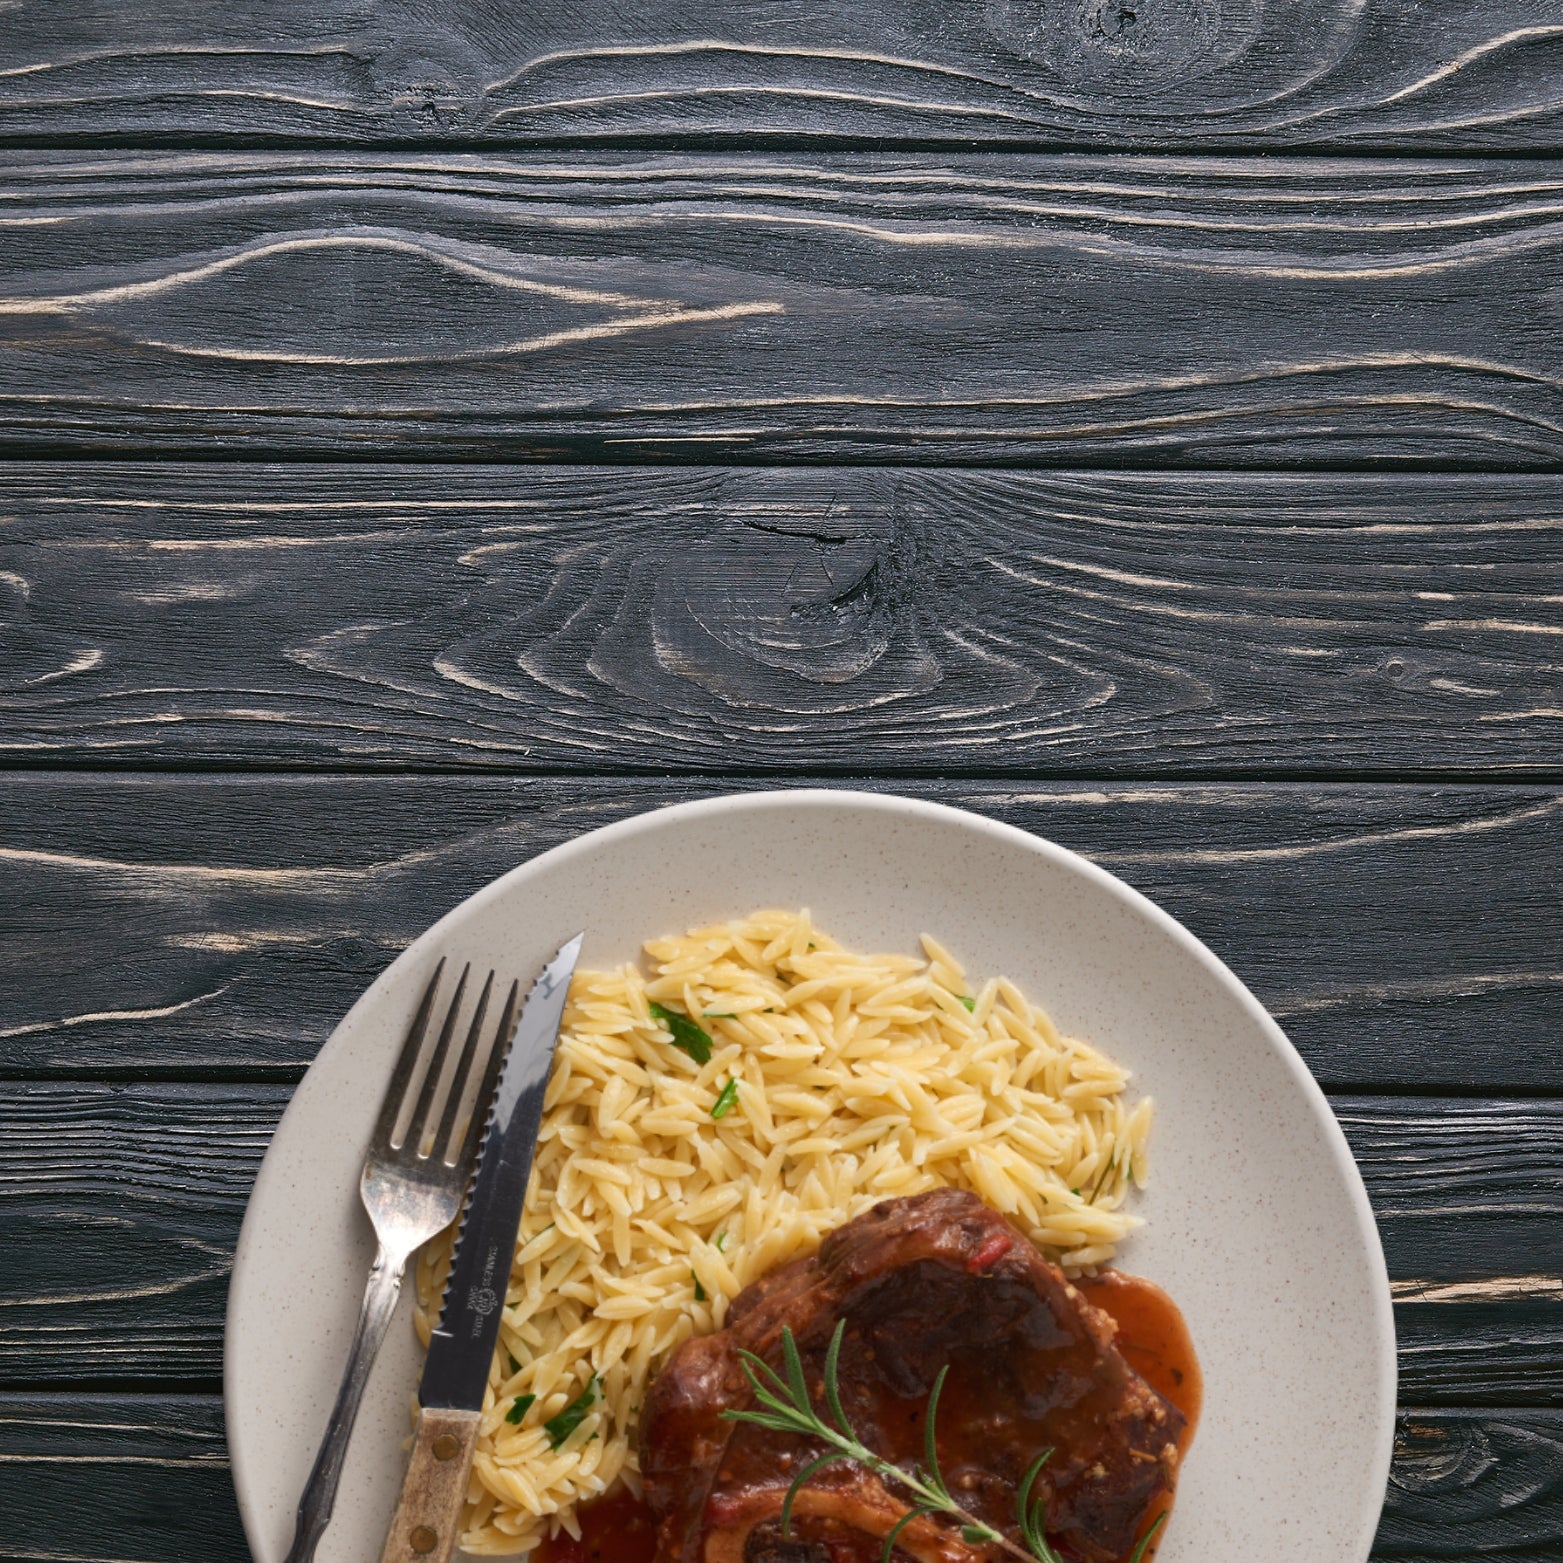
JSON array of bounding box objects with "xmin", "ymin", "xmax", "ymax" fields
[
  {"xmin": 1, "ymin": 136, "xmax": 1562, "ymax": 162},
  {"xmin": 2, "ymin": 446, "xmax": 1561, "ymax": 476},
  {"xmin": 0, "ymin": 761, "xmax": 1560, "ymax": 785}
]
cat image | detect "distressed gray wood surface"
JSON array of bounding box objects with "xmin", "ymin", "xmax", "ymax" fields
[
  {"xmin": 2, "ymin": 1, "xmax": 1563, "ymax": 151},
  {"xmin": 5, "ymin": 154, "xmax": 1563, "ymax": 464},
  {"xmin": 1380, "ymin": 1411, "xmax": 1563, "ymax": 1561},
  {"xmin": 1, "ymin": 1082, "xmax": 1558, "ymax": 1394},
  {"xmin": 2, "ymin": 776, "xmax": 1559, "ymax": 1086},
  {"xmin": 3, "ymin": 465, "xmax": 1561, "ymax": 773},
  {"xmin": 2, "ymin": 3, "xmax": 1559, "ymax": 1555},
  {"xmin": 0, "ymin": 1396, "xmax": 247, "ymax": 1563},
  {"xmin": 2, "ymin": 1400, "xmax": 1557, "ymax": 1563},
  {"xmin": 0, "ymin": 1086, "xmax": 264, "ymax": 1381}
]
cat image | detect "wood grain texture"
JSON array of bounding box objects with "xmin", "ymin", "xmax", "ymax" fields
[
  {"xmin": 3, "ymin": 465, "xmax": 1562, "ymax": 773},
  {"xmin": 378, "ymin": 1407, "xmax": 481, "ymax": 1563},
  {"xmin": 2, "ymin": 776, "xmax": 1558, "ymax": 1086},
  {"xmin": 0, "ymin": 1395, "xmax": 248, "ymax": 1562},
  {"xmin": 1380, "ymin": 1412, "xmax": 1563, "ymax": 1561},
  {"xmin": 1395, "ymin": 1299, "xmax": 1563, "ymax": 1408},
  {"xmin": 2, "ymin": 1400, "xmax": 1558, "ymax": 1563},
  {"xmin": 1343, "ymin": 1100, "xmax": 1563, "ymax": 1282},
  {"xmin": 6, "ymin": 154, "xmax": 1563, "ymax": 464},
  {"xmin": 1363, "ymin": 1098, "xmax": 1563, "ymax": 1398},
  {"xmin": 2, "ymin": 2, "xmax": 1563, "ymax": 151},
  {"xmin": 0, "ymin": 1083, "xmax": 1557, "ymax": 1394},
  {"xmin": 0, "ymin": 1085, "xmax": 269, "ymax": 1380}
]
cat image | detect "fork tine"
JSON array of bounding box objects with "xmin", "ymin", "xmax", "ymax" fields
[
  {"xmin": 371, "ymin": 958, "xmax": 444, "ymax": 1152},
  {"xmin": 454, "ymin": 977, "xmax": 520, "ymax": 1173},
  {"xmin": 432, "ymin": 969, "xmax": 494, "ymax": 1165},
  {"xmin": 402, "ymin": 962, "xmax": 469, "ymax": 1156}
]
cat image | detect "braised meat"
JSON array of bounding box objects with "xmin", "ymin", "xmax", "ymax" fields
[{"xmin": 640, "ymin": 1190, "xmax": 1183, "ymax": 1563}]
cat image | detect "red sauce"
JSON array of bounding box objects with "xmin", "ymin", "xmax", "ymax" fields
[
  {"xmin": 535, "ymin": 1272, "xmax": 1199, "ymax": 1563},
  {"xmin": 1073, "ymin": 1271, "xmax": 1202, "ymax": 1562},
  {"xmin": 532, "ymin": 1485, "xmax": 657, "ymax": 1563}
]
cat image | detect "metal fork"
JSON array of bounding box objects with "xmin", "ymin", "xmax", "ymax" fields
[{"xmin": 284, "ymin": 958, "xmax": 520, "ymax": 1563}]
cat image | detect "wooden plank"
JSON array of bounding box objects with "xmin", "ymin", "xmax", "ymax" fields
[
  {"xmin": 1, "ymin": 3, "xmax": 1562, "ymax": 151},
  {"xmin": 1340, "ymin": 1100, "xmax": 1563, "ymax": 1282},
  {"xmin": 2, "ymin": 1398, "xmax": 1558, "ymax": 1563},
  {"xmin": 2, "ymin": 776, "xmax": 1558, "ymax": 1087},
  {"xmin": 1396, "ymin": 1297, "xmax": 1563, "ymax": 1407},
  {"xmin": 4, "ymin": 153, "xmax": 1563, "ymax": 464},
  {"xmin": 0, "ymin": 1395, "xmax": 247, "ymax": 1563},
  {"xmin": 1359, "ymin": 1096, "xmax": 1563, "ymax": 1401},
  {"xmin": 0, "ymin": 1086, "xmax": 268, "ymax": 1381},
  {"xmin": 3, "ymin": 465, "xmax": 1561, "ymax": 773},
  {"xmin": 1379, "ymin": 1411, "xmax": 1563, "ymax": 1560},
  {"xmin": 1, "ymin": 1084, "xmax": 1558, "ymax": 1392}
]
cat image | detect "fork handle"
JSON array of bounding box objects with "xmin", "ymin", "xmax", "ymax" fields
[
  {"xmin": 379, "ymin": 1405, "xmax": 481, "ymax": 1563},
  {"xmin": 284, "ymin": 1243, "xmax": 407, "ymax": 1563}
]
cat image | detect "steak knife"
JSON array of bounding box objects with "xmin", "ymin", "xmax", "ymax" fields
[{"xmin": 379, "ymin": 932, "xmax": 583, "ymax": 1563}]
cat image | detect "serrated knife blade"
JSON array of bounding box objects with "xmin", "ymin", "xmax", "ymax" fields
[
  {"xmin": 421, "ymin": 931, "xmax": 581, "ymax": 1409},
  {"xmin": 379, "ymin": 932, "xmax": 582, "ymax": 1563}
]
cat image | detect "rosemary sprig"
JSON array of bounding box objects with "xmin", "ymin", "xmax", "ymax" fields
[
  {"xmin": 1087, "ymin": 1148, "xmax": 1126, "ymax": 1205},
  {"xmin": 1127, "ymin": 1512, "xmax": 1166, "ymax": 1563},
  {"xmin": 1015, "ymin": 1449, "xmax": 1062, "ymax": 1563},
  {"xmin": 724, "ymin": 1322, "xmax": 1050, "ymax": 1563}
]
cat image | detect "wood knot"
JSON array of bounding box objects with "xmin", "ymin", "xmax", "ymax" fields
[
  {"xmin": 1382, "ymin": 1412, "xmax": 1563, "ymax": 1544},
  {"xmin": 1387, "ymin": 1418, "xmax": 1495, "ymax": 1497},
  {"xmin": 429, "ymin": 471, "xmax": 1072, "ymax": 758},
  {"xmin": 571, "ymin": 477, "xmax": 949, "ymax": 720},
  {"xmin": 645, "ymin": 486, "xmax": 957, "ymax": 718},
  {"xmin": 669, "ymin": 501, "xmax": 908, "ymax": 687},
  {"xmin": 989, "ymin": 0, "xmax": 1256, "ymax": 91}
]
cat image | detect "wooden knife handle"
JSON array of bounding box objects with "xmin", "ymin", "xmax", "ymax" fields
[{"xmin": 379, "ymin": 1405, "xmax": 481, "ymax": 1563}]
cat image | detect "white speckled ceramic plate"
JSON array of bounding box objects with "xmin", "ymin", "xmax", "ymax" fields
[{"xmin": 226, "ymin": 789, "xmax": 1394, "ymax": 1563}]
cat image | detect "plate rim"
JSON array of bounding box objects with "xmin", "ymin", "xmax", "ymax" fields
[{"xmin": 225, "ymin": 785, "xmax": 1398, "ymax": 1561}]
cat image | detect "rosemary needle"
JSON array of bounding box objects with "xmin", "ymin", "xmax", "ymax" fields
[{"xmin": 721, "ymin": 1321, "xmax": 1151, "ymax": 1563}]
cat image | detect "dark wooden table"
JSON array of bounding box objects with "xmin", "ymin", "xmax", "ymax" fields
[{"xmin": 2, "ymin": 4, "xmax": 1561, "ymax": 1559}]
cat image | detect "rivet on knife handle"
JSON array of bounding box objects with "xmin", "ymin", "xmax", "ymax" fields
[{"xmin": 378, "ymin": 1407, "xmax": 481, "ymax": 1563}]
